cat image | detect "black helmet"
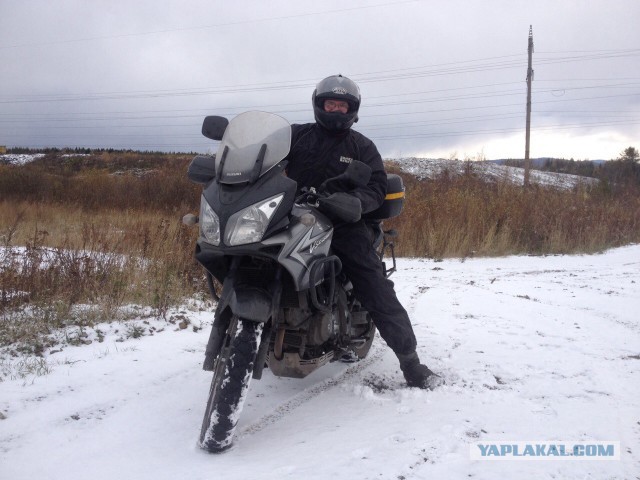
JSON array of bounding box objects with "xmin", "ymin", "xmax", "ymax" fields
[{"xmin": 312, "ymin": 74, "xmax": 361, "ymax": 132}]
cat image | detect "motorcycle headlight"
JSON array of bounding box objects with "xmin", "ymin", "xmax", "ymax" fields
[
  {"xmin": 225, "ymin": 194, "xmax": 284, "ymax": 246},
  {"xmin": 199, "ymin": 195, "xmax": 220, "ymax": 245}
]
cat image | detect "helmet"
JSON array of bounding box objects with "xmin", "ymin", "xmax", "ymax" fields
[{"xmin": 312, "ymin": 74, "xmax": 361, "ymax": 132}]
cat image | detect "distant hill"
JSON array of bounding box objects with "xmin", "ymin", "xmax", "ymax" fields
[
  {"xmin": 488, "ymin": 158, "xmax": 607, "ymax": 167},
  {"xmin": 385, "ymin": 157, "xmax": 598, "ymax": 190},
  {"xmin": 483, "ymin": 157, "xmax": 611, "ymax": 179}
]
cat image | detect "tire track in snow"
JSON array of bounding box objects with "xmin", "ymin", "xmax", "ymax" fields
[{"xmin": 237, "ymin": 342, "xmax": 386, "ymax": 439}]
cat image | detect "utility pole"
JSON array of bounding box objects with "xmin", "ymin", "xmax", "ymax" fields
[{"xmin": 524, "ymin": 25, "xmax": 534, "ymax": 187}]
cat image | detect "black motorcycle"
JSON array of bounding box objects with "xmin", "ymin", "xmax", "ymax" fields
[{"xmin": 184, "ymin": 111, "xmax": 404, "ymax": 452}]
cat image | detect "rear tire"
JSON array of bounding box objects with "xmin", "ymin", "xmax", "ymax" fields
[
  {"xmin": 199, "ymin": 316, "xmax": 262, "ymax": 452},
  {"xmin": 351, "ymin": 321, "xmax": 376, "ymax": 359}
]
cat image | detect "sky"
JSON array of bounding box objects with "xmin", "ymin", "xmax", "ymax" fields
[
  {"xmin": 1, "ymin": 0, "xmax": 639, "ymax": 160},
  {"xmin": 1, "ymin": 245, "xmax": 639, "ymax": 479}
]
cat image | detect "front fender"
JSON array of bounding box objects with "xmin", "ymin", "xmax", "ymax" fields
[
  {"xmin": 217, "ymin": 274, "xmax": 273, "ymax": 323},
  {"xmin": 226, "ymin": 286, "xmax": 272, "ymax": 322}
]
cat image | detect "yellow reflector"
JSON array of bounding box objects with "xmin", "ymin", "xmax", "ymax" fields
[{"xmin": 385, "ymin": 192, "xmax": 405, "ymax": 200}]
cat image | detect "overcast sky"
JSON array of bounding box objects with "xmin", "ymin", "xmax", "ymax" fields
[{"xmin": 1, "ymin": 0, "xmax": 639, "ymax": 160}]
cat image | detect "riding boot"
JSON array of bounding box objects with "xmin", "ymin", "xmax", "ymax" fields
[{"xmin": 396, "ymin": 351, "xmax": 441, "ymax": 389}]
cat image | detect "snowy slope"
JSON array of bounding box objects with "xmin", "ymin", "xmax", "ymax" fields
[
  {"xmin": 0, "ymin": 153, "xmax": 45, "ymax": 165},
  {"xmin": 389, "ymin": 158, "xmax": 599, "ymax": 189},
  {"xmin": 1, "ymin": 246, "xmax": 639, "ymax": 479}
]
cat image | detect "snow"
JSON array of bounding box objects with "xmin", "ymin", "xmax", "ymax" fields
[
  {"xmin": 389, "ymin": 158, "xmax": 599, "ymax": 189},
  {"xmin": 0, "ymin": 153, "xmax": 88, "ymax": 165},
  {"xmin": 0, "ymin": 154, "xmax": 45, "ymax": 165},
  {"xmin": 1, "ymin": 245, "xmax": 639, "ymax": 479}
]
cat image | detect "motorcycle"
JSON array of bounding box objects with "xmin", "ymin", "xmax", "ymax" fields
[{"xmin": 184, "ymin": 111, "xmax": 405, "ymax": 452}]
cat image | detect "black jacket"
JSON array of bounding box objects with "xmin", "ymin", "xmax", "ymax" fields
[{"xmin": 285, "ymin": 123, "xmax": 387, "ymax": 214}]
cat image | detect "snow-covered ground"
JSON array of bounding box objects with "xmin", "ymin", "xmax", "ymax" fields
[
  {"xmin": 1, "ymin": 246, "xmax": 639, "ymax": 479},
  {"xmin": 0, "ymin": 153, "xmax": 91, "ymax": 165},
  {"xmin": 389, "ymin": 157, "xmax": 599, "ymax": 190},
  {"xmin": 0, "ymin": 153, "xmax": 45, "ymax": 165}
]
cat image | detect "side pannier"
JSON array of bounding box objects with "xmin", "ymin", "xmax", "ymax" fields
[{"xmin": 363, "ymin": 173, "xmax": 405, "ymax": 220}]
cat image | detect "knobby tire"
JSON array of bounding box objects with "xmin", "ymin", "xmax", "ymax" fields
[{"xmin": 199, "ymin": 316, "xmax": 262, "ymax": 452}]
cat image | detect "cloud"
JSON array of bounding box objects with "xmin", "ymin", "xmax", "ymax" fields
[{"xmin": 1, "ymin": 0, "xmax": 638, "ymax": 157}]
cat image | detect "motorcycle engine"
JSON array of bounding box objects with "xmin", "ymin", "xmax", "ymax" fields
[{"xmin": 306, "ymin": 310, "xmax": 338, "ymax": 345}]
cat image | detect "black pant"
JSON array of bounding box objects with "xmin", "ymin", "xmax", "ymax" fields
[{"xmin": 331, "ymin": 220, "xmax": 417, "ymax": 355}]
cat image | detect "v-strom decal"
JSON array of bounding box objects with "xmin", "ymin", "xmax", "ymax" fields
[
  {"xmin": 290, "ymin": 229, "xmax": 332, "ymax": 268},
  {"xmin": 309, "ymin": 232, "xmax": 331, "ymax": 253}
]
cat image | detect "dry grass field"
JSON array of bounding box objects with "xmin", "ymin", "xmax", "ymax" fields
[{"xmin": 1, "ymin": 150, "xmax": 638, "ymax": 354}]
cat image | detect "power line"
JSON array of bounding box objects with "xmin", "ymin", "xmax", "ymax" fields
[
  {"xmin": 3, "ymin": 49, "xmax": 639, "ymax": 104},
  {"xmin": 6, "ymin": 119, "xmax": 637, "ymax": 142},
  {"xmin": 1, "ymin": 80, "xmax": 636, "ymax": 124},
  {"xmin": 1, "ymin": 92, "xmax": 637, "ymax": 132},
  {"xmin": 368, "ymin": 120, "xmax": 640, "ymax": 141}
]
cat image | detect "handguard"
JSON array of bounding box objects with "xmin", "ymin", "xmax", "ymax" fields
[{"xmin": 317, "ymin": 192, "xmax": 362, "ymax": 223}]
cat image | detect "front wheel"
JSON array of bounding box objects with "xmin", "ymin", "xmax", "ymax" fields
[{"xmin": 199, "ymin": 316, "xmax": 263, "ymax": 452}]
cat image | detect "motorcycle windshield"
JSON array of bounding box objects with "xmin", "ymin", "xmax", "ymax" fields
[{"xmin": 215, "ymin": 111, "xmax": 291, "ymax": 184}]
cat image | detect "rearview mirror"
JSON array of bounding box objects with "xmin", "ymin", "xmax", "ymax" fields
[{"xmin": 202, "ymin": 116, "xmax": 229, "ymax": 141}]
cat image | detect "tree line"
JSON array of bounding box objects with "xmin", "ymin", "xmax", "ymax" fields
[{"xmin": 501, "ymin": 147, "xmax": 639, "ymax": 189}]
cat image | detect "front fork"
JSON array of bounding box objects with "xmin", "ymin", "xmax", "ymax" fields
[{"xmin": 202, "ymin": 259, "xmax": 282, "ymax": 379}]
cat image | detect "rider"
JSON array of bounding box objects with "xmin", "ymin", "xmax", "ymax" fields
[{"xmin": 286, "ymin": 74, "xmax": 439, "ymax": 389}]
